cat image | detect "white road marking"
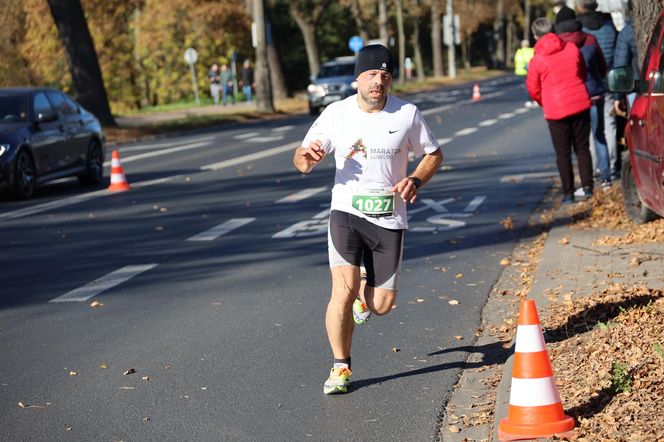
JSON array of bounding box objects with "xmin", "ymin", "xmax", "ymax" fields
[
  {"xmin": 500, "ymin": 172, "xmax": 556, "ymax": 183},
  {"xmin": 234, "ymin": 132, "xmax": 260, "ymax": 139},
  {"xmin": 497, "ymin": 112, "xmax": 515, "ymax": 119},
  {"xmin": 421, "ymin": 90, "xmax": 505, "ymax": 116},
  {"xmin": 187, "ymin": 218, "xmax": 255, "ymax": 241},
  {"xmin": 49, "ymin": 264, "xmax": 158, "ymax": 303},
  {"xmin": 514, "ymin": 107, "xmax": 530, "ymax": 114},
  {"xmin": 246, "ymin": 135, "xmax": 284, "ymax": 142},
  {"xmin": 202, "ymin": 142, "xmax": 294, "ymax": 171},
  {"xmin": 272, "ymin": 125, "xmax": 295, "ymax": 132},
  {"xmin": 478, "ymin": 119, "xmax": 498, "ymax": 127},
  {"xmin": 103, "ymin": 141, "xmax": 211, "ymax": 166},
  {"xmin": 118, "ymin": 136, "xmax": 217, "ymax": 153},
  {"xmin": 437, "ymin": 138, "xmax": 453, "ymax": 145},
  {"xmin": 464, "ymin": 196, "xmax": 486, "ymax": 212},
  {"xmin": 455, "ymin": 127, "xmax": 478, "ymax": 136},
  {"xmin": 276, "ymin": 187, "xmax": 328, "ymax": 203}
]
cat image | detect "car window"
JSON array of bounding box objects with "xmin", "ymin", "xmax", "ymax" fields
[
  {"xmin": 63, "ymin": 94, "xmax": 81, "ymax": 114},
  {"xmin": 46, "ymin": 90, "xmax": 76, "ymax": 115},
  {"xmin": 33, "ymin": 92, "xmax": 56, "ymax": 121},
  {"xmin": 0, "ymin": 94, "xmax": 28, "ymax": 123},
  {"xmin": 318, "ymin": 63, "xmax": 355, "ymax": 78}
]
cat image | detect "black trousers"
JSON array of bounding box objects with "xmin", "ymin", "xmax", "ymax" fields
[{"xmin": 546, "ymin": 110, "xmax": 593, "ymax": 195}]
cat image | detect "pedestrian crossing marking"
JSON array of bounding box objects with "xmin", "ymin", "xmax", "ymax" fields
[
  {"xmin": 276, "ymin": 187, "xmax": 328, "ymax": 203},
  {"xmin": 187, "ymin": 218, "xmax": 256, "ymax": 241},
  {"xmin": 49, "ymin": 264, "xmax": 158, "ymax": 303}
]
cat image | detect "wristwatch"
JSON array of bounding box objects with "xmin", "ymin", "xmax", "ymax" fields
[{"xmin": 408, "ymin": 176, "xmax": 422, "ymax": 189}]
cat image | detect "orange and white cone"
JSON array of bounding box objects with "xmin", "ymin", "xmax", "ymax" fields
[
  {"xmin": 498, "ymin": 299, "xmax": 575, "ymax": 441},
  {"xmin": 472, "ymin": 83, "xmax": 482, "ymax": 101},
  {"xmin": 108, "ymin": 150, "xmax": 131, "ymax": 192}
]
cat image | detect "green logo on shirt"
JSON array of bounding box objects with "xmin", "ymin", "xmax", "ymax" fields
[{"xmin": 346, "ymin": 138, "xmax": 368, "ymax": 160}]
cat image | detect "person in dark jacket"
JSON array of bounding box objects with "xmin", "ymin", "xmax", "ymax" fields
[
  {"xmin": 577, "ymin": 0, "xmax": 619, "ymax": 179},
  {"xmin": 527, "ymin": 17, "xmax": 593, "ymax": 203},
  {"xmin": 556, "ymin": 6, "xmax": 612, "ymax": 190},
  {"xmin": 613, "ymin": 1, "xmax": 638, "ymax": 114}
]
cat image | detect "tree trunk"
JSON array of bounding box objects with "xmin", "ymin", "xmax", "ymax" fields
[
  {"xmin": 378, "ymin": 0, "xmax": 389, "ymax": 47},
  {"xmin": 431, "ymin": 0, "xmax": 444, "ymax": 77},
  {"xmin": 633, "ymin": 0, "xmax": 662, "ymax": 68},
  {"xmin": 494, "ymin": 0, "xmax": 505, "ymax": 68},
  {"xmin": 395, "ymin": 0, "xmax": 406, "ymax": 84},
  {"xmin": 46, "ymin": 0, "xmax": 116, "ymax": 126},
  {"xmin": 253, "ymin": 0, "xmax": 275, "ymax": 112},
  {"xmin": 410, "ymin": 19, "xmax": 425, "ymax": 81},
  {"xmin": 290, "ymin": 5, "xmax": 321, "ymax": 77},
  {"xmin": 524, "ymin": 0, "xmax": 531, "ymax": 43},
  {"xmin": 350, "ymin": 0, "xmax": 370, "ymax": 44},
  {"xmin": 267, "ymin": 39, "xmax": 288, "ymax": 99}
]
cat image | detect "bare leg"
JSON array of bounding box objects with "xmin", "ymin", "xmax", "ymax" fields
[
  {"xmin": 326, "ymin": 265, "xmax": 361, "ymax": 359},
  {"xmin": 363, "ymin": 286, "xmax": 398, "ymax": 316}
]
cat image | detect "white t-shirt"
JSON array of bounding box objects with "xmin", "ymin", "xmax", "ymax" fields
[{"xmin": 302, "ymin": 94, "xmax": 440, "ymax": 229}]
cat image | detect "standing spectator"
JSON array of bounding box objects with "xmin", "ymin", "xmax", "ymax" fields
[
  {"xmin": 527, "ymin": 17, "xmax": 593, "ymax": 204},
  {"xmin": 514, "ymin": 39, "xmax": 535, "ymax": 107},
  {"xmin": 577, "ymin": 0, "xmax": 619, "ymax": 179},
  {"xmin": 207, "ymin": 63, "xmax": 221, "ymax": 105},
  {"xmin": 556, "ymin": 6, "xmax": 612, "ymax": 190},
  {"xmin": 240, "ymin": 60, "xmax": 255, "ymax": 103},
  {"xmin": 220, "ymin": 63, "xmax": 235, "ymax": 106},
  {"xmin": 613, "ymin": 1, "xmax": 638, "ymax": 114}
]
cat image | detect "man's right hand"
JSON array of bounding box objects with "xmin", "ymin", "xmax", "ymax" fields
[{"xmin": 294, "ymin": 140, "xmax": 327, "ymax": 173}]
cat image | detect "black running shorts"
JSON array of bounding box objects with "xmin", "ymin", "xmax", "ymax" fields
[{"xmin": 328, "ymin": 210, "xmax": 404, "ymax": 290}]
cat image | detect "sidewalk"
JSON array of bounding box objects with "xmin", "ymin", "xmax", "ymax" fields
[{"xmin": 441, "ymin": 187, "xmax": 664, "ymax": 441}]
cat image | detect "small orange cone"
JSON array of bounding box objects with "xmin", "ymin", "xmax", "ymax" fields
[
  {"xmin": 108, "ymin": 150, "xmax": 131, "ymax": 192},
  {"xmin": 498, "ymin": 299, "xmax": 575, "ymax": 441},
  {"xmin": 472, "ymin": 83, "xmax": 482, "ymax": 101}
]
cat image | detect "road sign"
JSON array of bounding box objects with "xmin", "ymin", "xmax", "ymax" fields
[
  {"xmin": 348, "ymin": 36, "xmax": 363, "ymax": 54},
  {"xmin": 184, "ymin": 47, "xmax": 198, "ymax": 64},
  {"xmin": 443, "ymin": 14, "xmax": 461, "ymax": 46}
]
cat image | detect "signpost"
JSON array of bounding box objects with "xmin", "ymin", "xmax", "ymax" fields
[
  {"xmin": 184, "ymin": 47, "xmax": 200, "ymax": 105},
  {"xmin": 348, "ymin": 36, "xmax": 363, "ymax": 55}
]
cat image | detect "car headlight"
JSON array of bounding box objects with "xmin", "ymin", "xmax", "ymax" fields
[
  {"xmin": 308, "ymin": 84, "xmax": 324, "ymax": 94},
  {"xmin": 0, "ymin": 144, "xmax": 9, "ymax": 157},
  {"xmin": 351, "ymin": 81, "xmax": 358, "ymax": 90}
]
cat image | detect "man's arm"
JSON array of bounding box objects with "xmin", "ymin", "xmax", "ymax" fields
[
  {"xmin": 392, "ymin": 148, "xmax": 443, "ymax": 203},
  {"xmin": 293, "ymin": 140, "xmax": 327, "ymax": 174}
]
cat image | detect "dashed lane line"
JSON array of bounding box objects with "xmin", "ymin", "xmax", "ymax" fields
[
  {"xmin": 276, "ymin": 187, "xmax": 328, "ymax": 203},
  {"xmin": 478, "ymin": 119, "xmax": 498, "ymax": 127},
  {"xmin": 49, "ymin": 264, "xmax": 158, "ymax": 303},
  {"xmin": 454, "ymin": 127, "xmax": 479, "ymax": 137},
  {"xmin": 187, "ymin": 218, "xmax": 256, "ymax": 241}
]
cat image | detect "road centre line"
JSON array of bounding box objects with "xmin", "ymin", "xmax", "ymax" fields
[
  {"xmin": 421, "ymin": 90, "xmax": 505, "ymax": 116},
  {"xmin": 187, "ymin": 218, "xmax": 255, "ymax": 241},
  {"xmin": 276, "ymin": 187, "xmax": 328, "ymax": 203},
  {"xmin": 234, "ymin": 132, "xmax": 260, "ymax": 139},
  {"xmin": 498, "ymin": 112, "xmax": 516, "ymax": 119},
  {"xmin": 117, "ymin": 136, "xmax": 217, "ymax": 153},
  {"xmin": 272, "ymin": 125, "xmax": 295, "ymax": 132},
  {"xmin": 201, "ymin": 142, "xmax": 295, "ymax": 171},
  {"xmin": 454, "ymin": 127, "xmax": 478, "ymax": 136},
  {"xmin": 49, "ymin": 264, "xmax": 158, "ymax": 302},
  {"xmin": 478, "ymin": 119, "xmax": 498, "ymax": 127}
]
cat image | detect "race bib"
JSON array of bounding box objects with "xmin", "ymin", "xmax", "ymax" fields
[{"xmin": 351, "ymin": 189, "xmax": 395, "ymax": 217}]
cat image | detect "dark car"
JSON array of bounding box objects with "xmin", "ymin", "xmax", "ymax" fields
[
  {"xmin": 307, "ymin": 56, "xmax": 357, "ymax": 115},
  {"xmin": 609, "ymin": 12, "xmax": 664, "ymax": 224},
  {"xmin": 0, "ymin": 88, "xmax": 105, "ymax": 199}
]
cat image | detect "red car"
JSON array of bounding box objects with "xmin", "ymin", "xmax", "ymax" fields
[{"xmin": 609, "ymin": 13, "xmax": 664, "ymax": 224}]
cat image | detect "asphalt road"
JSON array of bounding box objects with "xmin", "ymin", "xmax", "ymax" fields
[{"xmin": 0, "ymin": 75, "xmax": 558, "ymax": 441}]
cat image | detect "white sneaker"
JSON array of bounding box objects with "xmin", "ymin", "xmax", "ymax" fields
[
  {"xmin": 352, "ymin": 298, "xmax": 371, "ymax": 325},
  {"xmin": 524, "ymin": 101, "xmax": 533, "ymax": 108}
]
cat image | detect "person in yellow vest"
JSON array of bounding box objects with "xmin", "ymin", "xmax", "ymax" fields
[{"xmin": 514, "ymin": 39, "xmax": 536, "ymax": 107}]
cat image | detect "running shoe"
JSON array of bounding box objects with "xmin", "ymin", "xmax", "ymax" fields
[
  {"xmin": 601, "ymin": 180, "xmax": 612, "ymax": 191},
  {"xmin": 323, "ymin": 366, "xmax": 352, "ymax": 395},
  {"xmin": 353, "ymin": 298, "xmax": 371, "ymax": 325},
  {"xmin": 574, "ymin": 186, "xmax": 593, "ymax": 201}
]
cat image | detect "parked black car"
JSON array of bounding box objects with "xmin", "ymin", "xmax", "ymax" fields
[{"xmin": 0, "ymin": 88, "xmax": 105, "ymax": 199}]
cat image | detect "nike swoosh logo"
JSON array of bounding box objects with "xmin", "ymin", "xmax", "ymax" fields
[{"xmin": 389, "ymin": 129, "xmax": 398, "ymax": 134}]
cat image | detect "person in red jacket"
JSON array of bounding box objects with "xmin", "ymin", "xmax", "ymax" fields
[{"xmin": 527, "ymin": 17, "xmax": 593, "ymax": 203}]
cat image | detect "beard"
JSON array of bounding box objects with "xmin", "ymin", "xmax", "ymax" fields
[{"xmin": 359, "ymin": 86, "xmax": 387, "ymax": 109}]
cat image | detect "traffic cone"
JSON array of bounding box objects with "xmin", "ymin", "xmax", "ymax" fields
[
  {"xmin": 472, "ymin": 83, "xmax": 482, "ymax": 101},
  {"xmin": 498, "ymin": 299, "xmax": 575, "ymax": 441},
  {"xmin": 107, "ymin": 150, "xmax": 131, "ymax": 192}
]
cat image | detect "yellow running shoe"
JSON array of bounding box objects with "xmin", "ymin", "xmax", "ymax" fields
[
  {"xmin": 352, "ymin": 298, "xmax": 371, "ymax": 325},
  {"xmin": 323, "ymin": 366, "xmax": 352, "ymax": 395}
]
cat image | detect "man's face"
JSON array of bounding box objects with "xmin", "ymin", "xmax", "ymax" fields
[{"xmin": 357, "ymin": 69, "xmax": 392, "ymax": 108}]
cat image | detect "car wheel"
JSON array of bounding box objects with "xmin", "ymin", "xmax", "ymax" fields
[
  {"xmin": 621, "ymin": 152, "xmax": 659, "ymax": 224},
  {"xmin": 79, "ymin": 140, "xmax": 104, "ymax": 185},
  {"xmin": 12, "ymin": 149, "xmax": 36, "ymax": 199}
]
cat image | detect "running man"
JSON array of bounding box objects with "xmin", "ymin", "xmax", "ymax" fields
[{"xmin": 293, "ymin": 44, "xmax": 443, "ymax": 395}]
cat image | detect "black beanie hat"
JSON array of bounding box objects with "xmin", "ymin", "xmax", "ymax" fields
[
  {"xmin": 354, "ymin": 44, "xmax": 394, "ymax": 78},
  {"xmin": 555, "ymin": 6, "xmax": 576, "ymax": 25}
]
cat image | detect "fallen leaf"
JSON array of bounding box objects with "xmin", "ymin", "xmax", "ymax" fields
[
  {"xmin": 454, "ymin": 335, "xmax": 463, "ymax": 340},
  {"xmin": 391, "ymin": 347, "xmax": 401, "ymax": 352},
  {"xmin": 201, "ymin": 387, "xmax": 208, "ymax": 390},
  {"xmin": 69, "ymin": 371, "xmax": 79, "ymax": 376},
  {"xmin": 449, "ymin": 425, "xmax": 461, "ymax": 433},
  {"xmin": 449, "ymin": 299, "xmax": 460, "ymax": 305},
  {"xmin": 123, "ymin": 368, "xmax": 136, "ymax": 376},
  {"xmin": 455, "ymin": 273, "xmax": 464, "ymax": 279},
  {"xmin": 416, "ymin": 298, "xmax": 425, "ymax": 303},
  {"xmin": 142, "ymin": 376, "xmax": 149, "ymax": 381},
  {"xmin": 100, "ymin": 364, "xmax": 109, "ymax": 369},
  {"xmin": 560, "ymin": 237, "xmax": 570, "ymax": 245},
  {"xmin": 500, "ymin": 258, "xmax": 511, "ymax": 266},
  {"xmin": 90, "ymin": 301, "xmax": 104, "ymax": 308}
]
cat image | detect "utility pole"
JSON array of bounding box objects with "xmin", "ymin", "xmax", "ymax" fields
[
  {"xmin": 253, "ymin": 0, "xmax": 274, "ymax": 112},
  {"xmin": 446, "ymin": 0, "xmax": 456, "ymax": 79}
]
